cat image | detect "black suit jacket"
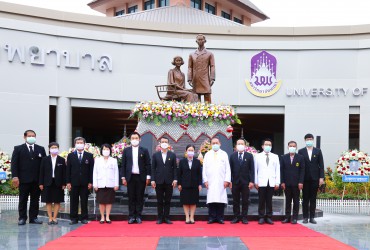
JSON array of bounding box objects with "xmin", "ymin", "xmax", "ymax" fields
[
  {"xmin": 11, "ymin": 143, "xmax": 46, "ymax": 183},
  {"xmin": 151, "ymin": 151, "xmax": 177, "ymax": 185},
  {"xmin": 121, "ymin": 146, "xmax": 151, "ymax": 182},
  {"xmin": 298, "ymin": 147, "xmax": 325, "ymax": 181},
  {"xmin": 39, "ymin": 155, "xmax": 66, "ymax": 187},
  {"xmin": 229, "ymin": 151, "xmax": 254, "ymax": 185},
  {"xmin": 177, "ymin": 158, "xmax": 202, "ymax": 188},
  {"xmin": 66, "ymin": 151, "xmax": 94, "ymax": 186},
  {"xmin": 280, "ymin": 153, "xmax": 305, "ymax": 186}
]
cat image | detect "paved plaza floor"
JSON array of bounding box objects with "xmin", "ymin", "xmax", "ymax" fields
[{"xmin": 0, "ymin": 209, "xmax": 369, "ymax": 250}]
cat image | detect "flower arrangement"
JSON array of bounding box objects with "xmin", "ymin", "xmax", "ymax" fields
[
  {"xmin": 0, "ymin": 151, "xmax": 11, "ymax": 184},
  {"xmin": 197, "ymin": 139, "xmax": 212, "ymax": 164},
  {"xmin": 111, "ymin": 142, "xmax": 130, "ymax": 165},
  {"xmin": 130, "ymin": 101, "xmax": 241, "ymax": 126},
  {"xmin": 335, "ymin": 149, "xmax": 370, "ymax": 176}
]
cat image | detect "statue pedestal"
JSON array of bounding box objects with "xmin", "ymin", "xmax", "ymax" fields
[{"xmin": 136, "ymin": 119, "xmax": 234, "ymax": 157}]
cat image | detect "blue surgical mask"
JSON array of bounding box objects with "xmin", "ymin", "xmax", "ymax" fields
[
  {"xmin": 263, "ymin": 146, "xmax": 271, "ymax": 153},
  {"xmin": 306, "ymin": 140, "xmax": 314, "ymax": 147},
  {"xmin": 26, "ymin": 137, "xmax": 36, "ymax": 145},
  {"xmin": 288, "ymin": 147, "xmax": 296, "ymax": 153},
  {"xmin": 212, "ymin": 144, "xmax": 220, "ymax": 151}
]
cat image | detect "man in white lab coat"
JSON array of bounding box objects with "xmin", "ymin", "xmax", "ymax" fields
[
  {"xmin": 254, "ymin": 138, "xmax": 280, "ymax": 225},
  {"xmin": 203, "ymin": 137, "xmax": 231, "ymax": 224}
]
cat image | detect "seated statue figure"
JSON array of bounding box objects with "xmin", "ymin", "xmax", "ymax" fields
[{"xmin": 165, "ymin": 56, "xmax": 198, "ymax": 102}]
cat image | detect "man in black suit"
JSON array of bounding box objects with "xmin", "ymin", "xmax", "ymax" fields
[
  {"xmin": 151, "ymin": 137, "xmax": 177, "ymax": 224},
  {"xmin": 280, "ymin": 141, "xmax": 305, "ymax": 224},
  {"xmin": 11, "ymin": 130, "xmax": 46, "ymax": 225},
  {"xmin": 298, "ymin": 133, "xmax": 324, "ymax": 224},
  {"xmin": 229, "ymin": 139, "xmax": 254, "ymax": 224},
  {"xmin": 121, "ymin": 132, "xmax": 151, "ymax": 224},
  {"xmin": 66, "ymin": 137, "xmax": 94, "ymax": 225}
]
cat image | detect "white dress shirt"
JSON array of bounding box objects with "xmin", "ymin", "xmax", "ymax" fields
[
  {"xmin": 132, "ymin": 146, "xmax": 139, "ymax": 174},
  {"xmin": 307, "ymin": 148, "xmax": 313, "ymax": 160},
  {"xmin": 161, "ymin": 151, "xmax": 167, "ymax": 164},
  {"xmin": 51, "ymin": 155, "xmax": 57, "ymax": 178}
]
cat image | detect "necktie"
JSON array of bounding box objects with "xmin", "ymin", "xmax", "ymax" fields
[
  {"xmin": 29, "ymin": 146, "xmax": 34, "ymax": 158},
  {"xmin": 238, "ymin": 153, "xmax": 243, "ymax": 165},
  {"xmin": 78, "ymin": 153, "xmax": 82, "ymax": 163},
  {"xmin": 266, "ymin": 153, "xmax": 269, "ymax": 166}
]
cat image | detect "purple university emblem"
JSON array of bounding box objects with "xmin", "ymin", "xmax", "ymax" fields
[{"xmin": 246, "ymin": 51, "xmax": 282, "ymax": 97}]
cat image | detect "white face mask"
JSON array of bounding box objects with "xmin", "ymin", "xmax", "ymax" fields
[
  {"xmin": 288, "ymin": 147, "xmax": 296, "ymax": 154},
  {"xmin": 131, "ymin": 140, "xmax": 139, "ymax": 147},
  {"xmin": 236, "ymin": 144, "xmax": 245, "ymax": 152},
  {"xmin": 161, "ymin": 143, "xmax": 169, "ymax": 149},
  {"xmin": 187, "ymin": 151, "xmax": 195, "ymax": 157},
  {"xmin": 102, "ymin": 150, "xmax": 110, "ymax": 157},
  {"xmin": 75, "ymin": 143, "xmax": 85, "ymax": 150},
  {"xmin": 50, "ymin": 148, "xmax": 59, "ymax": 155}
]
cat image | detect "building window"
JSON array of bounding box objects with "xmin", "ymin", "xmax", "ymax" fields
[
  {"xmin": 128, "ymin": 5, "xmax": 138, "ymax": 13},
  {"xmin": 159, "ymin": 0, "xmax": 169, "ymax": 7},
  {"xmin": 205, "ymin": 3, "xmax": 215, "ymax": 14},
  {"xmin": 144, "ymin": 0, "xmax": 155, "ymax": 10},
  {"xmin": 191, "ymin": 0, "xmax": 202, "ymax": 10},
  {"xmin": 115, "ymin": 10, "xmax": 125, "ymax": 16},
  {"xmin": 221, "ymin": 11, "xmax": 231, "ymax": 20},
  {"xmin": 349, "ymin": 114, "xmax": 360, "ymax": 150},
  {"xmin": 234, "ymin": 17, "xmax": 242, "ymax": 24}
]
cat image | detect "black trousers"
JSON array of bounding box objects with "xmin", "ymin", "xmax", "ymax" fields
[
  {"xmin": 70, "ymin": 185, "xmax": 89, "ymax": 221},
  {"xmin": 258, "ymin": 183, "xmax": 274, "ymax": 219},
  {"xmin": 208, "ymin": 203, "xmax": 225, "ymax": 221},
  {"xmin": 18, "ymin": 182, "xmax": 41, "ymax": 221},
  {"xmin": 284, "ymin": 185, "xmax": 300, "ymax": 220},
  {"xmin": 127, "ymin": 174, "xmax": 146, "ymax": 219},
  {"xmin": 302, "ymin": 180, "xmax": 319, "ymax": 219},
  {"xmin": 155, "ymin": 183, "xmax": 173, "ymax": 219},
  {"xmin": 231, "ymin": 183, "xmax": 250, "ymax": 218}
]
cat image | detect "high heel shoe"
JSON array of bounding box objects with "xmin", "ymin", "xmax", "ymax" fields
[{"xmin": 99, "ymin": 220, "xmax": 105, "ymax": 224}]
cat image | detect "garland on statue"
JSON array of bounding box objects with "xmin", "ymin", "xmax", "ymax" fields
[{"xmin": 130, "ymin": 101, "xmax": 241, "ymax": 126}]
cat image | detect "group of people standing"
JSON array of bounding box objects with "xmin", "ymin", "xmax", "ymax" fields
[{"xmin": 11, "ymin": 130, "xmax": 324, "ymax": 226}]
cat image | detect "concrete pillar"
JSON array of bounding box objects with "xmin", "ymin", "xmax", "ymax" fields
[{"xmin": 56, "ymin": 97, "xmax": 72, "ymax": 151}]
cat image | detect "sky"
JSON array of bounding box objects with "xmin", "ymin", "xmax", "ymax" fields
[{"xmin": 2, "ymin": 0, "xmax": 370, "ymax": 27}]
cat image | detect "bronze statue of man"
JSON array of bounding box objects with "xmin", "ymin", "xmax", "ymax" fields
[{"xmin": 188, "ymin": 34, "xmax": 215, "ymax": 103}]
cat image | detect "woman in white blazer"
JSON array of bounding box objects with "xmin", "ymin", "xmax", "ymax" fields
[{"xmin": 93, "ymin": 144, "xmax": 119, "ymax": 224}]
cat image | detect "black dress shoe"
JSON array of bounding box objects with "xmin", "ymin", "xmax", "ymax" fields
[
  {"xmin": 265, "ymin": 218, "xmax": 274, "ymax": 225},
  {"xmin": 99, "ymin": 220, "xmax": 105, "ymax": 224},
  {"xmin": 185, "ymin": 221, "xmax": 191, "ymax": 224},
  {"xmin": 291, "ymin": 219, "xmax": 297, "ymax": 224},
  {"xmin": 106, "ymin": 220, "xmax": 112, "ymax": 224},
  {"xmin": 309, "ymin": 218, "xmax": 317, "ymax": 224},
  {"xmin": 29, "ymin": 218, "xmax": 43, "ymax": 224},
  {"xmin": 218, "ymin": 219, "xmax": 225, "ymax": 224},
  {"xmin": 258, "ymin": 218, "xmax": 265, "ymax": 225},
  {"xmin": 81, "ymin": 219, "xmax": 89, "ymax": 224},
  {"xmin": 18, "ymin": 219, "xmax": 26, "ymax": 226},
  {"xmin": 190, "ymin": 221, "xmax": 195, "ymax": 224},
  {"xmin": 69, "ymin": 220, "xmax": 78, "ymax": 225},
  {"xmin": 164, "ymin": 219, "xmax": 173, "ymax": 224},
  {"xmin": 47, "ymin": 221, "xmax": 53, "ymax": 225},
  {"xmin": 156, "ymin": 219, "xmax": 163, "ymax": 224},
  {"xmin": 242, "ymin": 218, "xmax": 249, "ymax": 224},
  {"xmin": 128, "ymin": 218, "xmax": 136, "ymax": 224},
  {"xmin": 230, "ymin": 217, "xmax": 239, "ymax": 224},
  {"xmin": 136, "ymin": 217, "xmax": 142, "ymax": 224},
  {"xmin": 302, "ymin": 218, "xmax": 308, "ymax": 224},
  {"xmin": 53, "ymin": 220, "xmax": 58, "ymax": 225},
  {"xmin": 281, "ymin": 218, "xmax": 290, "ymax": 224},
  {"xmin": 207, "ymin": 219, "xmax": 215, "ymax": 224}
]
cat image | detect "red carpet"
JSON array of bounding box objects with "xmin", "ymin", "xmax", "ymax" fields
[
  {"xmin": 39, "ymin": 237, "xmax": 159, "ymax": 250},
  {"xmin": 241, "ymin": 237, "xmax": 356, "ymax": 250},
  {"xmin": 40, "ymin": 221, "xmax": 355, "ymax": 250},
  {"xmin": 64, "ymin": 221, "xmax": 324, "ymax": 237}
]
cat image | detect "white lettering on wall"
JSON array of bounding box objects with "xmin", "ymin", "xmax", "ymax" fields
[
  {"xmin": 3, "ymin": 44, "xmax": 113, "ymax": 72},
  {"xmin": 286, "ymin": 87, "xmax": 367, "ymax": 97}
]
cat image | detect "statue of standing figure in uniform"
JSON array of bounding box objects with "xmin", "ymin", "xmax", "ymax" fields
[{"xmin": 188, "ymin": 34, "xmax": 215, "ymax": 103}]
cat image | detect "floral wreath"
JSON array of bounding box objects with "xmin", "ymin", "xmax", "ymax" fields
[
  {"xmin": 336, "ymin": 149, "xmax": 370, "ymax": 176},
  {"xmin": 0, "ymin": 151, "xmax": 12, "ymax": 184}
]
